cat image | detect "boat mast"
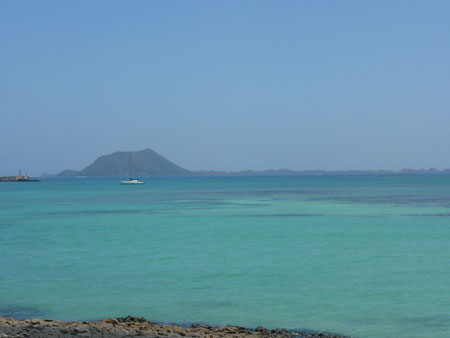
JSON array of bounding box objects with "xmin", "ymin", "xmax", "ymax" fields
[{"xmin": 128, "ymin": 152, "xmax": 132, "ymax": 178}]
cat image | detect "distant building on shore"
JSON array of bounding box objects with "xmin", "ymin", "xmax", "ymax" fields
[{"xmin": 0, "ymin": 170, "xmax": 40, "ymax": 182}]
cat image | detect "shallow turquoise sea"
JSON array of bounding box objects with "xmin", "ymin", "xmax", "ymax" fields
[{"xmin": 1, "ymin": 175, "xmax": 449, "ymax": 337}]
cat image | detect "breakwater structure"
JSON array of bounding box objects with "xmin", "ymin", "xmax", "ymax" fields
[{"xmin": 0, "ymin": 170, "xmax": 40, "ymax": 182}]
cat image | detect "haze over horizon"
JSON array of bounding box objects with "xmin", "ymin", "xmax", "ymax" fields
[{"xmin": 1, "ymin": 1, "xmax": 450, "ymax": 176}]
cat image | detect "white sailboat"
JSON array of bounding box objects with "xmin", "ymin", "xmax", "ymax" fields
[
  {"xmin": 121, "ymin": 178, "xmax": 144, "ymax": 185},
  {"xmin": 121, "ymin": 153, "xmax": 145, "ymax": 185}
]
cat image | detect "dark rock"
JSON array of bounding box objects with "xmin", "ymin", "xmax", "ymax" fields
[
  {"xmin": 116, "ymin": 315, "xmax": 147, "ymax": 323},
  {"xmin": 271, "ymin": 328, "xmax": 290, "ymax": 336},
  {"xmin": 237, "ymin": 326, "xmax": 248, "ymax": 333}
]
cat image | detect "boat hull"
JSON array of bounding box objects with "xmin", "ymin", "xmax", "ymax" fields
[{"xmin": 120, "ymin": 180, "xmax": 145, "ymax": 185}]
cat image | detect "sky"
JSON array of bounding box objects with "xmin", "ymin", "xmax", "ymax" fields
[{"xmin": 1, "ymin": 1, "xmax": 450, "ymax": 176}]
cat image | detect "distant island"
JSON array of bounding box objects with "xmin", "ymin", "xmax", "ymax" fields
[
  {"xmin": 53, "ymin": 148, "xmax": 450, "ymax": 177},
  {"xmin": 56, "ymin": 149, "xmax": 190, "ymax": 177}
]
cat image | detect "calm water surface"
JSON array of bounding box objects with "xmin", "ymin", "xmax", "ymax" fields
[{"xmin": 1, "ymin": 175, "xmax": 449, "ymax": 338}]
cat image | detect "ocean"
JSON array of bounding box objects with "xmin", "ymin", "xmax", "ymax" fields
[{"xmin": 0, "ymin": 175, "xmax": 449, "ymax": 337}]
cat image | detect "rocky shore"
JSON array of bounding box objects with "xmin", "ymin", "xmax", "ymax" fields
[{"xmin": 0, "ymin": 315, "xmax": 346, "ymax": 338}]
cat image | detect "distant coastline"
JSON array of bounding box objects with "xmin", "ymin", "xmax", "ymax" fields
[
  {"xmin": 195, "ymin": 168, "xmax": 450, "ymax": 176},
  {"xmin": 0, "ymin": 173, "xmax": 40, "ymax": 182},
  {"xmin": 49, "ymin": 148, "xmax": 450, "ymax": 178}
]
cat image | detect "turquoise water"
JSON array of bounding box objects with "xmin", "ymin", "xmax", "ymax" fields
[{"xmin": 1, "ymin": 175, "xmax": 449, "ymax": 337}]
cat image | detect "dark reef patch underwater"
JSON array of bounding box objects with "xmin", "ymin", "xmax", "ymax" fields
[{"xmin": 0, "ymin": 304, "xmax": 45, "ymax": 320}]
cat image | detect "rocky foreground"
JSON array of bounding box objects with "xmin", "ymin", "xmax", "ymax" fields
[{"xmin": 0, "ymin": 315, "xmax": 346, "ymax": 338}]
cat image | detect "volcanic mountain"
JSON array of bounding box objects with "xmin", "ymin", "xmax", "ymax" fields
[{"xmin": 57, "ymin": 149, "xmax": 192, "ymax": 177}]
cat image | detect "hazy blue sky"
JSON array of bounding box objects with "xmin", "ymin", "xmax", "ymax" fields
[{"xmin": 1, "ymin": 1, "xmax": 450, "ymax": 175}]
